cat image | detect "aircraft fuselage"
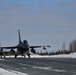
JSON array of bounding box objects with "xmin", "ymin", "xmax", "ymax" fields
[{"xmin": 16, "ymin": 40, "xmax": 30, "ymax": 55}]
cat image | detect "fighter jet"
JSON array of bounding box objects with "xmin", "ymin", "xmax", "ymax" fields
[{"xmin": 0, "ymin": 30, "xmax": 50, "ymax": 58}]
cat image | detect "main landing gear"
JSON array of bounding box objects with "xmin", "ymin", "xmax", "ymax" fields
[
  {"xmin": 27, "ymin": 53, "xmax": 30, "ymax": 58},
  {"xmin": 15, "ymin": 54, "xmax": 17, "ymax": 58}
]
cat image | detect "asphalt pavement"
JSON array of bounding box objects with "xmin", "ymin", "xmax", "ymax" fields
[{"xmin": 0, "ymin": 58, "xmax": 76, "ymax": 75}]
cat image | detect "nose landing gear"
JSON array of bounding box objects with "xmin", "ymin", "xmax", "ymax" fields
[{"xmin": 27, "ymin": 53, "xmax": 30, "ymax": 58}]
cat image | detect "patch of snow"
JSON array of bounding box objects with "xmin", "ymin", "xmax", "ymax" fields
[
  {"xmin": 22, "ymin": 68, "xmax": 26, "ymax": 70},
  {"xmin": 33, "ymin": 66, "xmax": 67, "ymax": 73},
  {"xmin": 52, "ymin": 69, "xmax": 67, "ymax": 73},
  {"xmin": 33, "ymin": 66, "xmax": 51, "ymax": 70},
  {"xmin": 0, "ymin": 59, "xmax": 5, "ymax": 61},
  {"xmin": 0, "ymin": 68, "xmax": 28, "ymax": 75}
]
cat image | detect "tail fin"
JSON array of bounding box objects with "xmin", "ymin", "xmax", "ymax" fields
[
  {"xmin": 0, "ymin": 42, "xmax": 2, "ymax": 53},
  {"xmin": 18, "ymin": 29, "xmax": 21, "ymax": 43},
  {"xmin": 0, "ymin": 42, "xmax": 1, "ymax": 52}
]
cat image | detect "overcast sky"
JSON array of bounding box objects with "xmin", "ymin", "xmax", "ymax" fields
[{"xmin": 0, "ymin": 0, "xmax": 76, "ymax": 51}]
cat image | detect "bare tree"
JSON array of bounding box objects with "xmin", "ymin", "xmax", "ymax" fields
[
  {"xmin": 69, "ymin": 42, "xmax": 73, "ymax": 52},
  {"xmin": 72, "ymin": 40, "xmax": 76, "ymax": 51},
  {"xmin": 62, "ymin": 42, "xmax": 66, "ymax": 51},
  {"xmin": 69, "ymin": 40, "xmax": 76, "ymax": 52}
]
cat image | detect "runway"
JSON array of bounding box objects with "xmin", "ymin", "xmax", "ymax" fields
[{"xmin": 0, "ymin": 58, "xmax": 76, "ymax": 75}]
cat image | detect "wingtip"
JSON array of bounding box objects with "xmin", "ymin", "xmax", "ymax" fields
[{"xmin": 46, "ymin": 45, "xmax": 51, "ymax": 48}]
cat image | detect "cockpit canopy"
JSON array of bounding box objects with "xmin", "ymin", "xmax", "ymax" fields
[{"xmin": 23, "ymin": 40, "xmax": 28, "ymax": 44}]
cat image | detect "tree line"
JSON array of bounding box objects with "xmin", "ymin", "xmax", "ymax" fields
[{"xmin": 37, "ymin": 39, "xmax": 76, "ymax": 55}]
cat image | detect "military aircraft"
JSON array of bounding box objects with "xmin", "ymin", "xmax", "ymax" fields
[{"xmin": 0, "ymin": 30, "xmax": 50, "ymax": 58}]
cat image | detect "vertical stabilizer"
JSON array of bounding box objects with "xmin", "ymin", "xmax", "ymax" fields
[
  {"xmin": 0, "ymin": 42, "xmax": 1, "ymax": 52},
  {"xmin": 0, "ymin": 42, "xmax": 2, "ymax": 53},
  {"xmin": 18, "ymin": 29, "xmax": 21, "ymax": 43}
]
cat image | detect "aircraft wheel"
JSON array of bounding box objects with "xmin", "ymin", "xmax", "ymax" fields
[
  {"xmin": 27, "ymin": 54, "xmax": 30, "ymax": 58},
  {"xmin": 24, "ymin": 55, "xmax": 26, "ymax": 58},
  {"xmin": 15, "ymin": 54, "xmax": 17, "ymax": 58},
  {"xmin": 3, "ymin": 53, "xmax": 6, "ymax": 58}
]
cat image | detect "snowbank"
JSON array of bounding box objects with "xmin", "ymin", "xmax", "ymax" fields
[
  {"xmin": 0, "ymin": 68, "xmax": 28, "ymax": 75},
  {"xmin": 30, "ymin": 52, "xmax": 76, "ymax": 58},
  {"xmin": 50, "ymin": 52, "xmax": 76, "ymax": 58}
]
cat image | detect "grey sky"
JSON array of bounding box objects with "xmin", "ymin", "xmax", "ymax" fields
[{"xmin": 0, "ymin": 0, "xmax": 76, "ymax": 51}]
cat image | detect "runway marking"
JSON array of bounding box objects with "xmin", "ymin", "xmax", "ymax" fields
[
  {"xmin": 22, "ymin": 68, "xmax": 26, "ymax": 70},
  {"xmin": 18, "ymin": 63, "xmax": 26, "ymax": 66},
  {"xmin": 0, "ymin": 59, "xmax": 5, "ymax": 61},
  {"xmin": 33, "ymin": 66, "xmax": 51, "ymax": 70},
  {"xmin": 33, "ymin": 66, "xmax": 67, "ymax": 73},
  {"xmin": 52, "ymin": 69, "xmax": 67, "ymax": 73}
]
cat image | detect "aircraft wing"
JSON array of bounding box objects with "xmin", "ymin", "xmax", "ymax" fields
[
  {"xmin": 30, "ymin": 46, "xmax": 42, "ymax": 48},
  {"xmin": 30, "ymin": 46, "xmax": 46, "ymax": 50},
  {"xmin": 1, "ymin": 46, "xmax": 19, "ymax": 49},
  {"xmin": 30, "ymin": 45, "xmax": 51, "ymax": 48},
  {"xmin": 29, "ymin": 45, "xmax": 51, "ymax": 54},
  {"xmin": 30, "ymin": 45, "xmax": 51, "ymax": 50}
]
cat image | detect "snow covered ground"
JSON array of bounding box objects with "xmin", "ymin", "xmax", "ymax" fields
[
  {"xmin": 30, "ymin": 52, "xmax": 76, "ymax": 58},
  {"xmin": 0, "ymin": 68, "xmax": 28, "ymax": 75},
  {"xmin": 49, "ymin": 52, "xmax": 76, "ymax": 58}
]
